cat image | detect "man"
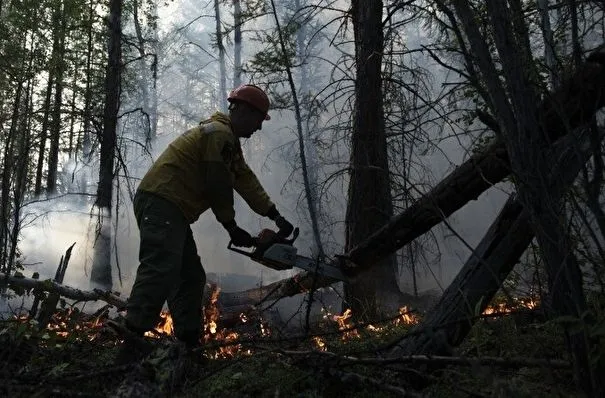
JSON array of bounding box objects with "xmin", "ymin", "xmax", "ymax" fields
[{"xmin": 114, "ymin": 84, "xmax": 293, "ymax": 363}]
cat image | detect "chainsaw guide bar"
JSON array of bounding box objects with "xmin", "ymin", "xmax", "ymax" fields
[{"xmin": 228, "ymin": 228, "xmax": 351, "ymax": 282}]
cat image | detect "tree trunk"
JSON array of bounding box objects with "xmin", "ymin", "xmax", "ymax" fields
[
  {"xmin": 269, "ymin": 0, "xmax": 325, "ymax": 260},
  {"xmin": 34, "ymin": 74, "xmax": 54, "ymax": 196},
  {"xmin": 214, "ymin": 0, "xmax": 227, "ymax": 110},
  {"xmin": 537, "ymin": 0, "xmax": 559, "ymax": 87},
  {"xmin": 91, "ymin": 0, "xmax": 122, "ymax": 290},
  {"xmin": 7, "ymin": 48, "xmax": 34, "ymax": 271},
  {"xmin": 133, "ymin": 0, "xmax": 157, "ymax": 147},
  {"xmin": 233, "ymin": 0, "xmax": 242, "ymax": 88},
  {"xmin": 344, "ymin": 0, "xmax": 399, "ymax": 321},
  {"xmin": 47, "ymin": 0, "xmax": 67, "ymax": 194},
  {"xmin": 295, "ymin": 0, "xmax": 324, "ymax": 258},
  {"xmin": 0, "ymin": 78, "xmax": 22, "ymax": 272}
]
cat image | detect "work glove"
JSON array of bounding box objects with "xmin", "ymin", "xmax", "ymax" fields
[
  {"xmin": 222, "ymin": 220, "xmax": 254, "ymax": 247},
  {"xmin": 266, "ymin": 205, "xmax": 294, "ymax": 237}
]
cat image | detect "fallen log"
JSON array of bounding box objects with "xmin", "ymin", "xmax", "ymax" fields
[
  {"xmin": 219, "ymin": 49, "xmax": 605, "ymax": 306},
  {"xmin": 389, "ymin": 128, "xmax": 602, "ymax": 357},
  {"xmin": 0, "ymin": 272, "xmax": 128, "ymax": 310}
]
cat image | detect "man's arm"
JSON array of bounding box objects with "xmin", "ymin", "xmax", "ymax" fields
[
  {"xmin": 232, "ymin": 155, "xmax": 274, "ymax": 216},
  {"xmin": 232, "ymin": 151, "xmax": 294, "ymax": 237},
  {"xmin": 199, "ymin": 128, "xmax": 236, "ymax": 224}
]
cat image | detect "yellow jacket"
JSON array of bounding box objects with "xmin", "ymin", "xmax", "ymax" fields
[{"xmin": 137, "ymin": 112, "xmax": 274, "ymax": 224}]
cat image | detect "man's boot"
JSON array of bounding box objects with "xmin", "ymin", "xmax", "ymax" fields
[{"xmin": 107, "ymin": 319, "xmax": 153, "ymax": 365}]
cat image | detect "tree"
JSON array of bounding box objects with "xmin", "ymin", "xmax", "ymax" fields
[
  {"xmin": 90, "ymin": 0, "xmax": 122, "ymax": 290},
  {"xmin": 344, "ymin": 0, "xmax": 400, "ymax": 321}
]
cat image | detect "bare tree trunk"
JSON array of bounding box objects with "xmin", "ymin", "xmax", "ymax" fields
[
  {"xmin": 345, "ymin": 0, "xmax": 399, "ymax": 321},
  {"xmin": 537, "ymin": 0, "xmax": 559, "ymax": 87},
  {"xmin": 269, "ymin": 0, "xmax": 324, "ymax": 259},
  {"xmin": 233, "ymin": 0, "xmax": 242, "ymax": 88},
  {"xmin": 294, "ymin": 0, "xmax": 324, "ymax": 258},
  {"xmin": 7, "ymin": 47, "xmax": 34, "ymax": 270},
  {"xmin": 91, "ymin": 0, "xmax": 122, "ymax": 290},
  {"xmin": 68, "ymin": 60, "xmax": 78, "ymax": 159},
  {"xmin": 215, "ymin": 0, "xmax": 227, "ymax": 110},
  {"xmin": 133, "ymin": 0, "xmax": 157, "ymax": 146},
  {"xmin": 47, "ymin": 0, "xmax": 66, "ymax": 194},
  {"xmin": 0, "ymin": 79, "xmax": 22, "ymax": 272},
  {"xmin": 34, "ymin": 74, "xmax": 54, "ymax": 196}
]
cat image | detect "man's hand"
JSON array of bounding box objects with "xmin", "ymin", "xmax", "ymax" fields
[
  {"xmin": 266, "ymin": 205, "xmax": 294, "ymax": 237},
  {"xmin": 222, "ymin": 220, "xmax": 254, "ymax": 247},
  {"xmin": 275, "ymin": 215, "xmax": 294, "ymax": 237}
]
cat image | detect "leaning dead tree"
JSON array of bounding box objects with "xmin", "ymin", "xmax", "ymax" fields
[{"xmin": 219, "ymin": 47, "xmax": 605, "ymax": 309}]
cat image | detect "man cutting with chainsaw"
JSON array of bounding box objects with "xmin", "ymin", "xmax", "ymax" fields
[{"xmin": 114, "ymin": 84, "xmax": 294, "ymax": 363}]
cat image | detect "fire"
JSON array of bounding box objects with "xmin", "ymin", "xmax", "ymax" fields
[
  {"xmin": 332, "ymin": 308, "xmax": 360, "ymax": 340},
  {"xmin": 483, "ymin": 297, "xmax": 540, "ymax": 316},
  {"xmin": 394, "ymin": 306, "xmax": 419, "ymax": 326},
  {"xmin": 313, "ymin": 336, "xmax": 327, "ymax": 351},
  {"xmin": 203, "ymin": 284, "xmax": 244, "ymax": 358},
  {"xmin": 144, "ymin": 311, "xmax": 174, "ymax": 338}
]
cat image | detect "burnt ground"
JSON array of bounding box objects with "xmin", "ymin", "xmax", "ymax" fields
[{"xmin": 0, "ymin": 299, "xmax": 586, "ymax": 398}]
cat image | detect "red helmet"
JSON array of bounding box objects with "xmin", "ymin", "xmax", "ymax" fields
[{"xmin": 228, "ymin": 84, "xmax": 271, "ymax": 120}]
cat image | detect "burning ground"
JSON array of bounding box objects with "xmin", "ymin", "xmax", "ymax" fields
[{"xmin": 0, "ymin": 282, "xmax": 586, "ymax": 398}]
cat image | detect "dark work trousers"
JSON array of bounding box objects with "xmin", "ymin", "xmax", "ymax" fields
[{"xmin": 126, "ymin": 190, "xmax": 206, "ymax": 344}]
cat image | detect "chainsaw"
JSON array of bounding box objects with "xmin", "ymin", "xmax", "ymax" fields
[{"xmin": 227, "ymin": 227, "xmax": 351, "ymax": 282}]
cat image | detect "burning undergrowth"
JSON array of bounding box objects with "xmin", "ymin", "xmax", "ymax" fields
[{"xmin": 0, "ymin": 287, "xmax": 562, "ymax": 397}]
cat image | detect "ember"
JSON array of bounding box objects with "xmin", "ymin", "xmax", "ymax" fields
[{"xmin": 483, "ymin": 297, "xmax": 540, "ymax": 316}]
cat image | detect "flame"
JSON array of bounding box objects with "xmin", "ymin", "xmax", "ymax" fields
[
  {"xmin": 313, "ymin": 336, "xmax": 327, "ymax": 351},
  {"xmin": 332, "ymin": 308, "xmax": 360, "ymax": 341},
  {"xmin": 144, "ymin": 311, "xmax": 174, "ymax": 338},
  {"xmin": 394, "ymin": 306, "xmax": 419, "ymax": 326},
  {"xmin": 482, "ymin": 297, "xmax": 540, "ymax": 316},
  {"xmin": 203, "ymin": 284, "xmax": 244, "ymax": 358}
]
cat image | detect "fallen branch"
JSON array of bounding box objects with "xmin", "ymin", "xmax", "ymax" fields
[{"xmin": 0, "ymin": 272, "xmax": 127, "ymax": 309}]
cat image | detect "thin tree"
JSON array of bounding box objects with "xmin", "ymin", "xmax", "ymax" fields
[{"xmin": 90, "ymin": 0, "xmax": 122, "ymax": 289}]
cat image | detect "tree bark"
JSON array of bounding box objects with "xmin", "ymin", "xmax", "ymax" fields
[
  {"xmin": 46, "ymin": 0, "xmax": 67, "ymax": 194},
  {"xmin": 34, "ymin": 74, "xmax": 54, "ymax": 196},
  {"xmin": 91, "ymin": 0, "xmax": 122, "ymax": 289},
  {"xmin": 214, "ymin": 0, "xmax": 227, "ymax": 110},
  {"xmin": 233, "ymin": 0, "xmax": 242, "ymax": 88},
  {"xmin": 345, "ymin": 0, "xmax": 399, "ymax": 321}
]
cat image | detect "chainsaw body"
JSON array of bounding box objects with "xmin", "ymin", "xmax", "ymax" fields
[{"xmin": 228, "ymin": 228, "xmax": 351, "ymax": 282}]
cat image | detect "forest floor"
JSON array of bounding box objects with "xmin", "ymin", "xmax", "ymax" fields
[{"xmin": 0, "ymin": 294, "xmax": 587, "ymax": 398}]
